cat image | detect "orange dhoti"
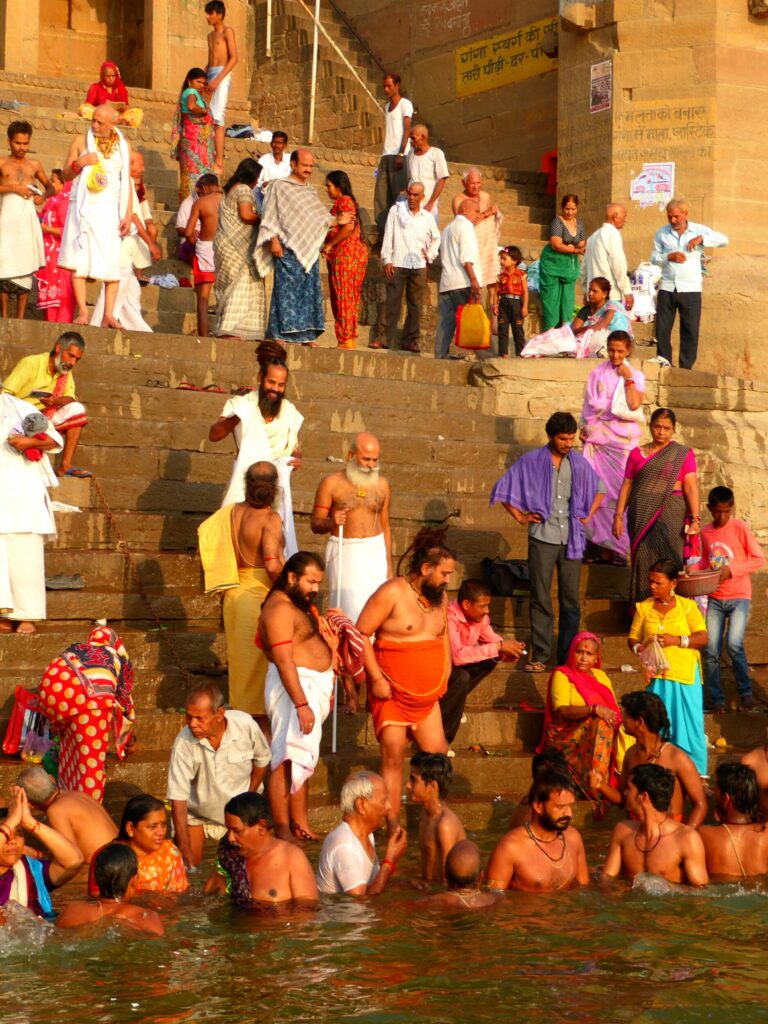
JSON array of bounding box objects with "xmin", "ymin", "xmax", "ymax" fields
[{"xmin": 370, "ymin": 637, "xmax": 450, "ymax": 739}]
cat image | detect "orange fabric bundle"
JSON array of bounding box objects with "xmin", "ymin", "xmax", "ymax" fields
[{"xmin": 369, "ymin": 637, "xmax": 449, "ymax": 738}]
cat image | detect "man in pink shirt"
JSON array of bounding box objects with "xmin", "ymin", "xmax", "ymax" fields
[
  {"xmin": 698, "ymin": 486, "xmax": 766, "ymax": 712},
  {"xmin": 440, "ymin": 579, "xmax": 525, "ymax": 746}
]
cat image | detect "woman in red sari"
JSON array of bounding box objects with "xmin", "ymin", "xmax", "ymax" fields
[
  {"xmin": 322, "ymin": 171, "xmax": 368, "ymax": 348},
  {"xmin": 39, "ymin": 627, "xmax": 135, "ymax": 803},
  {"xmin": 537, "ymin": 631, "xmax": 632, "ymax": 817},
  {"xmin": 80, "ymin": 61, "xmax": 143, "ymax": 127},
  {"xmin": 35, "ymin": 170, "xmax": 74, "ymax": 323}
]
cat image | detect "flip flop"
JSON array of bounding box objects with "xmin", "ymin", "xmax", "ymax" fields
[
  {"xmin": 200, "ymin": 383, "xmax": 226, "ymax": 393},
  {"xmin": 62, "ymin": 467, "xmax": 92, "ymax": 478},
  {"xmin": 523, "ymin": 662, "xmax": 547, "ymax": 674},
  {"xmin": 176, "ymin": 380, "xmax": 201, "ymax": 391}
]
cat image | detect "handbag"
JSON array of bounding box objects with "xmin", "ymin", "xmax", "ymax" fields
[
  {"xmin": 610, "ymin": 375, "xmax": 645, "ymax": 424},
  {"xmin": 481, "ymin": 557, "xmax": 530, "ymax": 596},
  {"xmin": 455, "ymin": 298, "xmax": 491, "ymax": 350},
  {"xmin": 86, "ymin": 160, "xmax": 108, "ymax": 193},
  {"xmin": 2, "ymin": 685, "xmax": 44, "ymax": 755}
]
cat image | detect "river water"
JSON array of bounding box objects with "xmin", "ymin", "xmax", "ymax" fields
[{"xmin": 1, "ymin": 830, "xmax": 767, "ymax": 1024}]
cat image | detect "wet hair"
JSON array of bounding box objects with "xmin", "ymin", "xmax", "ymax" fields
[
  {"xmin": 196, "ymin": 172, "xmax": 219, "ymax": 189},
  {"xmin": 588, "ymin": 276, "xmax": 611, "ymax": 297},
  {"xmin": 445, "ymin": 843, "xmax": 481, "ymax": 888},
  {"xmin": 715, "ymin": 763, "xmax": 760, "ymax": 821},
  {"xmin": 205, "ymin": 1, "xmax": 226, "ymax": 14},
  {"xmin": 255, "ymin": 339, "xmax": 288, "ymax": 378},
  {"xmin": 223, "ymin": 157, "xmax": 262, "ymax": 193},
  {"xmin": 7, "ymin": 120, "xmax": 32, "ymax": 140},
  {"xmin": 528, "ymin": 770, "xmax": 576, "ymax": 807},
  {"xmin": 16, "ymin": 766, "xmax": 57, "ymax": 805},
  {"xmin": 620, "ymin": 691, "xmax": 671, "ymax": 738},
  {"xmin": 457, "ymin": 578, "xmax": 491, "ymax": 604},
  {"xmin": 708, "ymin": 486, "xmax": 734, "ymax": 507},
  {"xmin": 325, "ymin": 170, "xmax": 359, "ymax": 216},
  {"xmin": 224, "ymin": 791, "xmax": 273, "ymax": 828},
  {"xmin": 650, "ymin": 407, "xmax": 676, "ymax": 427},
  {"xmin": 118, "ymin": 794, "xmax": 165, "ymax": 840},
  {"xmin": 340, "ymin": 771, "xmax": 377, "ymax": 815},
  {"xmin": 272, "ymin": 551, "xmax": 325, "ymax": 592},
  {"xmin": 561, "ymin": 193, "xmax": 579, "ymax": 209},
  {"xmin": 94, "ymin": 844, "xmax": 139, "ymax": 900},
  {"xmin": 607, "ymin": 330, "xmax": 632, "ymax": 347},
  {"xmin": 649, "ymin": 559, "xmax": 682, "ymax": 582},
  {"xmin": 545, "ymin": 412, "xmax": 578, "ymax": 438},
  {"xmin": 630, "ymin": 763, "xmax": 675, "ymax": 812},
  {"xmin": 244, "ymin": 461, "xmax": 278, "ymax": 509},
  {"xmin": 410, "ymin": 751, "xmax": 453, "ymax": 800},
  {"xmin": 52, "ymin": 331, "xmax": 85, "ymax": 356},
  {"xmin": 181, "ymin": 67, "xmax": 208, "ymax": 95},
  {"xmin": 500, "ymin": 245, "xmax": 523, "ymax": 264},
  {"xmin": 384, "ymin": 72, "xmax": 401, "ymax": 86},
  {"xmin": 272, "ymin": 130, "xmax": 288, "ymax": 143},
  {"xmin": 531, "ymin": 748, "xmax": 570, "ymax": 779},
  {"xmin": 185, "ymin": 681, "xmax": 224, "ymax": 713},
  {"xmin": 401, "ymin": 526, "xmax": 456, "ymax": 577}
]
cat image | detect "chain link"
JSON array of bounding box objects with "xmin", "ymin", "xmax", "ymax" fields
[{"xmin": 88, "ymin": 476, "xmax": 192, "ymax": 684}]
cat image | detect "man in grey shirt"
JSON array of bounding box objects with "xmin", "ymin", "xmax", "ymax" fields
[{"xmin": 489, "ymin": 412, "xmax": 605, "ymax": 671}]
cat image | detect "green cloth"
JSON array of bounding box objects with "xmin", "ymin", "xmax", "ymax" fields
[{"xmin": 538, "ymin": 245, "xmax": 581, "ymax": 330}]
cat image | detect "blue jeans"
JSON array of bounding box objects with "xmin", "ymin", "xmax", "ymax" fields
[{"xmin": 704, "ymin": 597, "xmax": 753, "ymax": 705}]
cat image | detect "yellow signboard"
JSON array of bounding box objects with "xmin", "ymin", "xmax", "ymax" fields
[{"xmin": 456, "ymin": 17, "xmax": 558, "ymax": 98}]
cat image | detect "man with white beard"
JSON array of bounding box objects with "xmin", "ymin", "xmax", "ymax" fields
[{"xmin": 310, "ymin": 431, "xmax": 392, "ymax": 624}]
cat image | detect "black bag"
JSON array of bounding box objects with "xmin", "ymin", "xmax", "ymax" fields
[{"xmin": 481, "ymin": 557, "xmax": 530, "ymax": 596}]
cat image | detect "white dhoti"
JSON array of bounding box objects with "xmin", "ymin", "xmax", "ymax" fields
[
  {"xmin": 0, "ymin": 193, "xmax": 45, "ymax": 284},
  {"xmin": 90, "ymin": 269, "xmax": 152, "ymax": 332},
  {"xmin": 49, "ymin": 402, "xmax": 88, "ymax": 431},
  {"xmin": 0, "ymin": 534, "xmax": 46, "ymax": 620},
  {"xmin": 265, "ymin": 662, "xmax": 334, "ymax": 793},
  {"xmin": 325, "ymin": 533, "xmax": 388, "ymax": 622}
]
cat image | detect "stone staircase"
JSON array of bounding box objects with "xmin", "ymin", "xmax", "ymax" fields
[
  {"xmin": 1, "ymin": 319, "xmax": 765, "ymax": 829},
  {"xmin": 0, "ymin": 69, "xmax": 553, "ymax": 345}
]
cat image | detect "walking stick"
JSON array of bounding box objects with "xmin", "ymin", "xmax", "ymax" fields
[{"xmin": 331, "ymin": 524, "xmax": 344, "ymax": 755}]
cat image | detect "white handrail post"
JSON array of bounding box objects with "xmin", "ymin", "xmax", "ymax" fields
[
  {"xmin": 266, "ymin": 0, "xmax": 273, "ymax": 57},
  {"xmin": 308, "ymin": 0, "xmax": 321, "ymax": 143}
]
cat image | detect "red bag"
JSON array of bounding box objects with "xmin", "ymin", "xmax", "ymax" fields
[{"xmin": 2, "ymin": 685, "xmax": 43, "ymax": 755}]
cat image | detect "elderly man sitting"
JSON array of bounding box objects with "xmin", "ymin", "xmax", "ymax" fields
[
  {"xmin": 0, "ymin": 785, "xmax": 82, "ymax": 917},
  {"xmin": 2, "ymin": 331, "xmax": 89, "ymax": 478},
  {"xmin": 317, "ymin": 770, "xmax": 407, "ymax": 896}
]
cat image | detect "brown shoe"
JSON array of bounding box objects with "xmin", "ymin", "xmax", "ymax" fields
[
  {"xmin": 368, "ymin": 339, "xmax": 389, "ymax": 349},
  {"xmin": 404, "ymin": 342, "xmax": 421, "ymax": 353}
]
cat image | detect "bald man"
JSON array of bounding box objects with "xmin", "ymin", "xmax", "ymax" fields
[
  {"xmin": 420, "ymin": 840, "xmax": 499, "ymax": 909},
  {"xmin": 60, "ymin": 104, "xmax": 133, "ymax": 329},
  {"xmin": 311, "ymin": 431, "xmax": 392, "ymax": 623},
  {"xmin": 434, "ymin": 200, "xmax": 481, "ymax": 359},
  {"xmin": 578, "ymin": 203, "xmax": 633, "ymax": 312},
  {"xmin": 407, "ymin": 124, "xmax": 449, "ymax": 224},
  {"xmin": 651, "ymin": 198, "xmax": 728, "ymax": 369},
  {"xmin": 255, "ymin": 147, "xmax": 332, "ymax": 346}
]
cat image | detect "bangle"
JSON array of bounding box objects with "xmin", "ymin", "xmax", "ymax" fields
[
  {"xmin": 29, "ymin": 820, "xmax": 41, "ymax": 834},
  {"xmin": 624, "ymin": 379, "xmax": 635, "ymax": 387},
  {"xmin": 679, "ymin": 635, "xmax": 689, "ymax": 648},
  {"xmin": 294, "ymin": 701, "xmax": 308, "ymax": 710},
  {"xmin": 381, "ymin": 858, "xmax": 395, "ymax": 873},
  {"xmin": 691, "ymin": 515, "xmax": 701, "ymax": 521},
  {"xmin": 632, "ymin": 643, "xmax": 642, "ymax": 656}
]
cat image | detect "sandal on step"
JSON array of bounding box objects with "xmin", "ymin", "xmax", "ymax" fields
[
  {"xmin": 290, "ymin": 819, "xmax": 320, "ymax": 842},
  {"xmin": 523, "ymin": 662, "xmax": 547, "ymax": 674}
]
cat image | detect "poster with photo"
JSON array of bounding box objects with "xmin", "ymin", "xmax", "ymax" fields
[{"xmin": 590, "ymin": 59, "xmax": 612, "ymax": 113}]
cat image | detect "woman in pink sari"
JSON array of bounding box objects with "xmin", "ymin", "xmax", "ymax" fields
[
  {"xmin": 35, "ymin": 170, "xmax": 74, "ymax": 323},
  {"xmin": 580, "ymin": 330, "xmax": 645, "ymax": 564},
  {"xmin": 537, "ymin": 632, "xmax": 632, "ymax": 818}
]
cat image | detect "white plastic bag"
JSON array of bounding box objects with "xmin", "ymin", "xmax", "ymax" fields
[
  {"xmin": 520, "ymin": 323, "xmax": 577, "ymax": 358},
  {"xmin": 639, "ymin": 637, "xmax": 669, "ymax": 677}
]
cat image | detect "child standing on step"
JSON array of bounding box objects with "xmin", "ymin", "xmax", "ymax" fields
[
  {"xmin": 494, "ymin": 245, "xmax": 528, "ymax": 357},
  {"xmin": 205, "ymin": 1, "xmax": 239, "ymax": 176},
  {"xmin": 407, "ymin": 752, "xmax": 466, "ymax": 887},
  {"xmin": 696, "ymin": 485, "xmax": 766, "ymax": 713},
  {"xmin": 185, "ymin": 174, "xmax": 222, "ymax": 337}
]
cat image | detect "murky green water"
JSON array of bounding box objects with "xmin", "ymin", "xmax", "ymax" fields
[{"xmin": 2, "ymin": 830, "xmax": 768, "ymax": 1024}]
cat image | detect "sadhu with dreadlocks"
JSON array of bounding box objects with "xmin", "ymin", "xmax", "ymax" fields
[{"xmin": 357, "ymin": 527, "xmax": 455, "ymax": 831}]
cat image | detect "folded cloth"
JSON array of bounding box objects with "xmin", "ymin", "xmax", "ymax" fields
[
  {"xmin": 370, "ymin": 636, "xmax": 450, "ymax": 739},
  {"xmin": 323, "ymin": 610, "xmax": 367, "ymax": 680},
  {"xmin": 148, "ymin": 274, "xmax": 179, "ymax": 288},
  {"xmin": 265, "ymin": 662, "xmax": 334, "ymax": 793},
  {"xmin": 325, "ymin": 533, "xmax": 388, "ymax": 624},
  {"xmin": 195, "ymin": 238, "xmax": 215, "ymax": 274},
  {"xmin": 198, "ymin": 505, "xmax": 239, "ymax": 593}
]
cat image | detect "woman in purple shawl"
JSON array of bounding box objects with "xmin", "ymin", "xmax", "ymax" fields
[{"xmin": 580, "ymin": 330, "xmax": 645, "ymax": 564}]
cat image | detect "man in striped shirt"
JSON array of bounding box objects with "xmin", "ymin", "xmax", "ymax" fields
[{"xmin": 370, "ymin": 181, "xmax": 440, "ymax": 353}]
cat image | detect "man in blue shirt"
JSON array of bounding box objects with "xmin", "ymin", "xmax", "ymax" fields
[{"xmin": 650, "ymin": 199, "xmax": 728, "ymax": 370}]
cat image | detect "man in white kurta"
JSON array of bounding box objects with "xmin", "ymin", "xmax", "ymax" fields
[
  {"xmin": 0, "ymin": 392, "xmax": 63, "ymax": 633},
  {"xmin": 59, "ymin": 104, "xmax": 132, "ymax": 330},
  {"xmin": 208, "ymin": 355, "xmax": 303, "ymax": 556}
]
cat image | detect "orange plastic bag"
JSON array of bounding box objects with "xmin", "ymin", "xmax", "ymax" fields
[{"xmin": 455, "ymin": 299, "xmax": 491, "ymax": 350}]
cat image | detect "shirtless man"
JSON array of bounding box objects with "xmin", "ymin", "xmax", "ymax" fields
[
  {"xmin": 602, "ymin": 764, "xmax": 708, "ymax": 886},
  {"xmin": 450, "ymin": 169, "xmax": 498, "ymax": 220},
  {"xmin": 357, "ymin": 528, "xmax": 454, "ymax": 830},
  {"xmin": 407, "ymin": 751, "xmax": 466, "ymax": 887},
  {"xmin": 259, "ymin": 551, "xmax": 335, "ymax": 842},
  {"xmin": 56, "ymin": 844, "xmax": 164, "ymax": 936},
  {"xmin": 185, "ymin": 175, "xmax": 222, "ymax": 337},
  {"xmin": 205, "ymin": 1, "xmax": 239, "ymax": 175},
  {"xmin": 486, "ymin": 772, "xmax": 590, "ymax": 892},
  {"xmin": 421, "ymin": 840, "xmax": 499, "ymax": 909},
  {"xmin": 450, "ymin": 168, "xmax": 499, "ymax": 306},
  {"xmin": 17, "ymin": 765, "xmax": 117, "ymax": 863},
  {"xmin": 204, "ymin": 791, "xmax": 317, "ymax": 906},
  {"xmin": 741, "ymin": 736, "xmax": 768, "ymax": 821},
  {"xmin": 700, "ymin": 762, "xmax": 768, "ymax": 878},
  {"xmin": 311, "ymin": 431, "xmax": 392, "ymax": 711},
  {"xmin": 589, "ymin": 690, "xmax": 707, "ymax": 828},
  {"xmin": 0, "ymin": 121, "xmax": 49, "ymax": 319}
]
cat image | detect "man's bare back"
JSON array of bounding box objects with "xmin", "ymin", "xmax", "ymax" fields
[
  {"xmin": 605, "ymin": 819, "xmax": 708, "ymax": 885},
  {"xmin": 741, "ymin": 745, "xmax": 768, "ymax": 820},
  {"xmin": 188, "ymin": 189, "xmax": 222, "ymax": 242},
  {"xmin": 231, "ymin": 503, "xmax": 283, "ymax": 573},
  {"xmin": 314, "ymin": 470, "xmax": 391, "ymax": 539},
  {"xmin": 486, "ymin": 825, "xmax": 588, "ymax": 892},
  {"xmin": 700, "ymin": 821, "xmax": 768, "ymax": 878},
  {"xmin": 46, "ymin": 790, "xmax": 117, "ymax": 862},
  {"xmin": 619, "ymin": 741, "xmax": 705, "ymax": 824},
  {"xmin": 56, "ymin": 899, "xmax": 164, "ymax": 935},
  {"xmin": 360, "ymin": 576, "xmax": 447, "ymax": 644}
]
